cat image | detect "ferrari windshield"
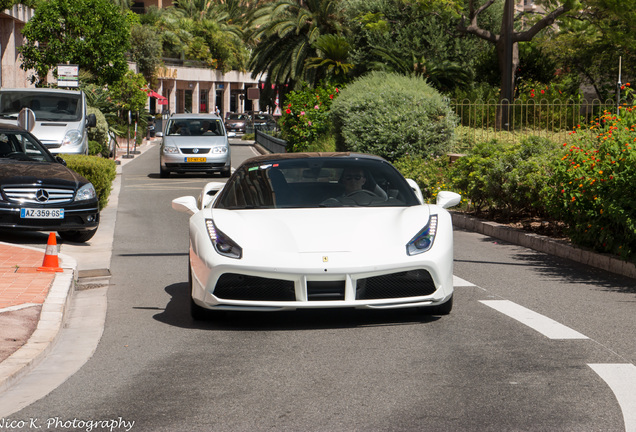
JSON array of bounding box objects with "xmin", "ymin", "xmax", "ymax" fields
[
  {"xmin": 0, "ymin": 130, "xmax": 56, "ymax": 163},
  {"xmin": 215, "ymin": 157, "xmax": 421, "ymax": 209}
]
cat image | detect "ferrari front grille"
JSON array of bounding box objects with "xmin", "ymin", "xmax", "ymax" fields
[
  {"xmin": 2, "ymin": 186, "xmax": 74, "ymax": 204},
  {"xmin": 307, "ymin": 281, "xmax": 345, "ymax": 301},
  {"xmin": 356, "ymin": 269, "xmax": 437, "ymax": 300},
  {"xmin": 214, "ymin": 273, "xmax": 295, "ymax": 301}
]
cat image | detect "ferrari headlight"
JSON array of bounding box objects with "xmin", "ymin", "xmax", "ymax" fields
[
  {"xmin": 75, "ymin": 183, "xmax": 97, "ymax": 201},
  {"xmin": 406, "ymin": 215, "xmax": 438, "ymax": 255},
  {"xmin": 205, "ymin": 219, "xmax": 242, "ymax": 259}
]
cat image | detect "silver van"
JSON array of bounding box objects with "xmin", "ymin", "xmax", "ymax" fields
[{"xmin": 0, "ymin": 88, "xmax": 96, "ymax": 155}]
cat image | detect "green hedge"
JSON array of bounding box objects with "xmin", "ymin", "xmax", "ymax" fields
[
  {"xmin": 87, "ymin": 106, "xmax": 110, "ymax": 157},
  {"xmin": 331, "ymin": 72, "xmax": 457, "ymax": 161},
  {"xmin": 61, "ymin": 154, "xmax": 117, "ymax": 210},
  {"xmin": 450, "ymin": 136, "xmax": 559, "ymax": 216}
]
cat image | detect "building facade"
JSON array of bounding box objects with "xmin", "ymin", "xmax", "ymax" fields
[{"xmin": 0, "ymin": 3, "xmax": 263, "ymax": 119}]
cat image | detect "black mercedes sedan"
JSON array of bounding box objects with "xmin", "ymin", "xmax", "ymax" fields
[{"xmin": 0, "ymin": 122, "xmax": 99, "ymax": 242}]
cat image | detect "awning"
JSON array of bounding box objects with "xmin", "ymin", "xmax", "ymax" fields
[{"xmin": 146, "ymin": 90, "xmax": 168, "ymax": 105}]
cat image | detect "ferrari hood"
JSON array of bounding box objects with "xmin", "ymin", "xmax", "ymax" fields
[
  {"xmin": 0, "ymin": 160, "xmax": 86, "ymax": 188},
  {"xmin": 210, "ymin": 206, "xmax": 432, "ymax": 254}
]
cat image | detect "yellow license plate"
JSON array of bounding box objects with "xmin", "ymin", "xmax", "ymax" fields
[{"xmin": 186, "ymin": 157, "xmax": 206, "ymax": 162}]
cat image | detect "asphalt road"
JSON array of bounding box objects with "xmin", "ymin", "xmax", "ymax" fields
[{"xmin": 4, "ymin": 145, "xmax": 636, "ymax": 431}]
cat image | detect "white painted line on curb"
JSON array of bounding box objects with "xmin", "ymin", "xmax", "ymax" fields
[
  {"xmin": 0, "ymin": 303, "xmax": 39, "ymax": 314},
  {"xmin": 588, "ymin": 363, "xmax": 636, "ymax": 432},
  {"xmin": 453, "ymin": 275, "xmax": 475, "ymax": 287},
  {"xmin": 480, "ymin": 300, "xmax": 589, "ymax": 340}
]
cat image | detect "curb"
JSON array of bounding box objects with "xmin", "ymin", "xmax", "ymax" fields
[
  {"xmin": 0, "ymin": 140, "xmax": 155, "ymax": 394},
  {"xmin": 451, "ymin": 212, "xmax": 636, "ymax": 280},
  {"xmin": 0, "ymin": 251, "xmax": 76, "ymax": 394}
]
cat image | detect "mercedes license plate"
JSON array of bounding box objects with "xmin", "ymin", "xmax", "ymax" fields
[
  {"xmin": 20, "ymin": 208, "xmax": 64, "ymax": 219},
  {"xmin": 186, "ymin": 157, "xmax": 206, "ymax": 162}
]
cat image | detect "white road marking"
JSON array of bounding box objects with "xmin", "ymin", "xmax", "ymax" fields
[
  {"xmin": 0, "ymin": 303, "xmax": 39, "ymax": 314},
  {"xmin": 588, "ymin": 364, "xmax": 636, "ymax": 432},
  {"xmin": 480, "ymin": 300, "xmax": 589, "ymax": 340},
  {"xmin": 453, "ymin": 275, "xmax": 475, "ymax": 287}
]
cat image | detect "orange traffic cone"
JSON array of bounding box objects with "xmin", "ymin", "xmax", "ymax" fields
[{"xmin": 37, "ymin": 232, "xmax": 63, "ymax": 272}]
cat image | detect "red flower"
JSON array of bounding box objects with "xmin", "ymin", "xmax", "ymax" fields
[
  {"xmin": 329, "ymin": 94, "xmax": 333, "ymax": 99},
  {"xmin": 285, "ymin": 108, "xmax": 291, "ymax": 114}
]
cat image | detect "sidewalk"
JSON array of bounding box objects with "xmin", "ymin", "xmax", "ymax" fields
[
  {"xmin": 0, "ymin": 243, "xmax": 75, "ymax": 393},
  {"xmin": 0, "ymin": 137, "xmax": 158, "ymax": 394}
]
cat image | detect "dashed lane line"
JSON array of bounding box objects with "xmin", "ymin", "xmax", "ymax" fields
[
  {"xmin": 479, "ymin": 299, "xmax": 589, "ymax": 340},
  {"xmin": 453, "ymin": 275, "xmax": 475, "ymax": 287}
]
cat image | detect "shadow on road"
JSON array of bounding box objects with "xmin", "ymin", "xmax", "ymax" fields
[
  {"xmin": 462, "ymin": 234, "xmax": 636, "ymax": 295},
  {"xmin": 152, "ymin": 282, "xmax": 442, "ymax": 331}
]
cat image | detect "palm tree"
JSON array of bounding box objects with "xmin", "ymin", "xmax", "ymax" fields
[
  {"xmin": 248, "ymin": 0, "xmax": 345, "ymax": 88},
  {"xmin": 305, "ymin": 34, "xmax": 354, "ymax": 85},
  {"xmin": 154, "ymin": 2, "xmax": 248, "ymax": 71}
]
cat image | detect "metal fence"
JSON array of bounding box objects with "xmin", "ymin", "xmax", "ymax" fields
[
  {"xmin": 255, "ymin": 129, "xmax": 287, "ymax": 153},
  {"xmin": 450, "ymin": 98, "xmax": 615, "ymax": 144}
]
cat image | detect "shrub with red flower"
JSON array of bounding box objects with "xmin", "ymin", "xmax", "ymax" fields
[
  {"xmin": 548, "ymin": 105, "xmax": 636, "ymax": 260},
  {"xmin": 279, "ymin": 82, "xmax": 340, "ymax": 152}
]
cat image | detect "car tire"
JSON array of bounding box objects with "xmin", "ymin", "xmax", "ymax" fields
[
  {"xmin": 425, "ymin": 295, "xmax": 453, "ymax": 315},
  {"xmin": 59, "ymin": 228, "xmax": 98, "ymax": 243},
  {"xmin": 159, "ymin": 167, "xmax": 170, "ymax": 178},
  {"xmin": 220, "ymin": 168, "xmax": 231, "ymax": 178}
]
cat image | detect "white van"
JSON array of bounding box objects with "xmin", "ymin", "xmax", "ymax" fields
[{"xmin": 0, "ymin": 88, "xmax": 96, "ymax": 155}]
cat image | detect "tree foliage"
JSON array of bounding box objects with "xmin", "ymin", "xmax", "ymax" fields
[
  {"xmin": 344, "ymin": 0, "xmax": 488, "ymax": 93},
  {"xmin": 152, "ymin": 1, "xmax": 249, "ymax": 72},
  {"xmin": 541, "ymin": 0, "xmax": 636, "ymax": 100},
  {"xmin": 129, "ymin": 25, "xmax": 163, "ymax": 88},
  {"xmin": 18, "ymin": 0, "xmax": 131, "ymax": 86},
  {"xmin": 456, "ymin": 0, "xmax": 579, "ymax": 106},
  {"xmin": 248, "ymin": 0, "xmax": 346, "ymax": 88}
]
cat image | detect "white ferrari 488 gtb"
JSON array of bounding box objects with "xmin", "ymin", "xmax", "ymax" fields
[{"xmin": 172, "ymin": 152, "xmax": 461, "ymax": 320}]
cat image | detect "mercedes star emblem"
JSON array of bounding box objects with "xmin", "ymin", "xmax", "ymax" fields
[{"xmin": 35, "ymin": 189, "xmax": 49, "ymax": 203}]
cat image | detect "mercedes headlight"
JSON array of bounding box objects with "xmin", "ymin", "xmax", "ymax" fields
[{"xmin": 75, "ymin": 183, "xmax": 97, "ymax": 201}]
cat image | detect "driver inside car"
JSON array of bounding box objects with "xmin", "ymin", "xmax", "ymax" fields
[
  {"xmin": 320, "ymin": 167, "xmax": 388, "ymax": 206},
  {"xmin": 342, "ymin": 167, "xmax": 366, "ymax": 195}
]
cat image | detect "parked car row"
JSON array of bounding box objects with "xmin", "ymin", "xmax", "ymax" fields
[{"xmin": 224, "ymin": 112, "xmax": 278, "ymax": 136}]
